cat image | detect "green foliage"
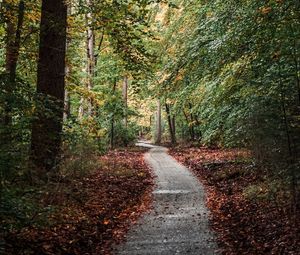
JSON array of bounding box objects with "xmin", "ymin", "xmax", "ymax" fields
[
  {"xmin": 156, "ymin": 0, "xmax": 300, "ymax": 163},
  {"xmin": 114, "ymin": 122, "xmax": 139, "ymax": 147},
  {"xmin": 0, "ymin": 74, "xmax": 33, "ymax": 182},
  {"xmin": 244, "ymin": 177, "xmax": 292, "ymax": 204},
  {"xmin": 0, "ymin": 187, "xmax": 54, "ymax": 232}
]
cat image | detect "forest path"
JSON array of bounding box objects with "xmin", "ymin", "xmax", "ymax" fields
[{"xmin": 114, "ymin": 142, "xmax": 217, "ymax": 254}]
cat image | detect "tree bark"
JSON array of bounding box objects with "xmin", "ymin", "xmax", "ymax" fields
[
  {"xmin": 63, "ymin": 6, "xmax": 71, "ymax": 122},
  {"xmin": 1, "ymin": 0, "xmax": 24, "ymax": 173},
  {"xmin": 3, "ymin": 0, "xmax": 25, "ymax": 126},
  {"xmin": 155, "ymin": 99, "xmax": 162, "ymax": 144},
  {"xmin": 123, "ymin": 76, "xmax": 128, "ymax": 128},
  {"xmin": 110, "ymin": 79, "xmax": 117, "ymax": 149},
  {"xmin": 94, "ymin": 29, "xmax": 104, "ymax": 76},
  {"xmin": 63, "ymin": 88, "xmax": 70, "ymax": 121},
  {"xmin": 165, "ymin": 103, "xmax": 176, "ymax": 145},
  {"xmin": 78, "ymin": 97, "xmax": 84, "ymax": 120},
  {"xmin": 31, "ymin": 0, "xmax": 67, "ymax": 172},
  {"xmin": 86, "ymin": 1, "xmax": 95, "ymax": 116},
  {"xmin": 183, "ymin": 109, "xmax": 195, "ymax": 141}
]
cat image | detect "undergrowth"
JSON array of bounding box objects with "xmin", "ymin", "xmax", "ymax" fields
[{"xmin": 1, "ymin": 146, "xmax": 153, "ymax": 254}]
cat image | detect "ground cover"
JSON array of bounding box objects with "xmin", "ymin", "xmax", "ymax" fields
[
  {"xmin": 2, "ymin": 147, "xmax": 154, "ymax": 255},
  {"xmin": 170, "ymin": 146, "xmax": 299, "ymax": 255}
]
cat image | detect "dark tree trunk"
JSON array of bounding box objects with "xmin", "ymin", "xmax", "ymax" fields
[
  {"xmin": 94, "ymin": 30, "xmax": 104, "ymax": 77},
  {"xmin": 183, "ymin": 109, "xmax": 195, "ymax": 141},
  {"xmin": 110, "ymin": 79, "xmax": 117, "ymax": 149},
  {"xmin": 165, "ymin": 103, "xmax": 176, "ymax": 145},
  {"xmin": 63, "ymin": 88, "xmax": 71, "ymax": 121},
  {"xmin": 188, "ymin": 103, "xmax": 201, "ymax": 139},
  {"xmin": 86, "ymin": 1, "xmax": 95, "ymax": 116},
  {"xmin": 31, "ymin": 0, "xmax": 67, "ymax": 172},
  {"xmin": 63, "ymin": 6, "xmax": 71, "ymax": 122},
  {"xmin": 171, "ymin": 116, "xmax": 176, "ymax": 139},
  {"xmin": 123, "ymin": 76, "xmax": 128, "ymax": 129},
  {"xmin": 1, "ymin": 0, "xmax": 24, "ymax": 173},
  {"xmin": 155, "ymin": 100, "xmax": 162, "ymax": 145}
]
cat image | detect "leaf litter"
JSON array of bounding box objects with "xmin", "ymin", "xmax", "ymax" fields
[
  {"xmin": 170, "ymin": 146, "xmax": 299, "ymax": 255},
  {"xmin": 4, "ymin": 147, "xmax": 154, "ymax": 255}
]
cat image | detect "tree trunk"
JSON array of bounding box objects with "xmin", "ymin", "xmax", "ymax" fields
[
  {"xmin": 94, "ymin": 30, "xmax": 104, "ymax": 77},
  {"xmin": 155, "ymin": 99, "xmax": 162, "ymax": 144},
  {"xmin": 63, "ymin": 6, "xmax": 71, "ymax": 122},
  {"xmin": 63, "ymin": 88, "xmax": 70, "ymax": 121},
  {"xmin": 3, "ymin": 0, "xmax": 25, "ymax": 126},
  {"xmin": 86, "ymin": 2, "xmax": 95, "ymax": 116},
  {"xmin": 123, "ymin": 76, "xmax": 128, "ymax": 128},
  {"xmin": 171, "ymin": 115, "xmax": 176, "ymax": 140},
  {"xmin": 78, "ymin": 97, "xmax": 84, "ymax": 120},
  {"xmin": 110, "ymin": 79, "xmax": 117, "ymax": 149},
  {"xmin": 31, "ymin": 0, "xmax": 67, "ymax": 172},
  {"xmin": 278, "ymin": 63, "xmax": 298, "ymax": 215},
  {"xmin": 183, "ymin": 109, "xmax": 195, "ymax": 141},
  {"xmin": 165, "ymin": 103, "xmax": 176, "ymax": 145},
  {"xmin": 1, "ymin": 0, "xmax": 24, "ymax": 173}
]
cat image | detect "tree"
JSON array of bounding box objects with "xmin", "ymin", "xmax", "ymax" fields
[
  {"xmin": 31, "ymin": 0, "xmax": 67, "ymax": 172},
  {"xmin": 155, "ymin": 99, "xmax": 162, "ymax": 144},
  {"xmin": 165, "ymin": 102, "xmax": 176, "ymax": 145},
  {"xmin": 0, "ymin": 0, "xmax": 25, "ymax": 174},
  {"xmin": 123, "ymin": 75, "xmax": 128, "ymax": 129},
  {"xmin": 2, "ymin": 0, "xmax": 25, "ymax": 127}
]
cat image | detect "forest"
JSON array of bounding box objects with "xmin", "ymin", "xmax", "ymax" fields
[{"xmin": 0, "ymin": 0, "xmax": 299, "ymax": 254}]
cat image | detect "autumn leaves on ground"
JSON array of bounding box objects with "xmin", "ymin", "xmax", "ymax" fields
[
  {"xmin": 171, "ymin": 146, "xmax": 300, "ymax": 254},
  {"xmin": 3, "ymin": 145, "xmax": 299, "ymax": 254},
  {"xmin": 3, "ymin": 148, "xmax": 154, "ymax": 254}
]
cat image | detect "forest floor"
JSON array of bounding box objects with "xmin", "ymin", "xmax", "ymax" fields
[
  {"xmin": 3, "ymin": 144, "xmax": 299, "ymax": 254},
  {"xmin": 114, "ymin": 142, "xmax": 216, "ymax": 254},
  {"xmin": 3, "ymin": 147, "xmax": 154, "ymax": 255},
  {"xmin": 170, "ymin": 146, "xmax": 300, "ymax": 255}
]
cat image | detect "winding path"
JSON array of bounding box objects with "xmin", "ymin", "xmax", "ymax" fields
[{"xmin": 115, "ymin": 142, "xmax": 217, "ymax": 254}]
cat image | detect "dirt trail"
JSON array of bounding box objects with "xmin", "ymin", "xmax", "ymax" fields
[{"xmin": 115, "ymin": 143, "xmax": 217, "ymax": 254}]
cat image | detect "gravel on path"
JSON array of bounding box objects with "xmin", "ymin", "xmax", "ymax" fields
[{"xmin": 115, "ymin": 142, "xmax": 217, "ymax": 255}]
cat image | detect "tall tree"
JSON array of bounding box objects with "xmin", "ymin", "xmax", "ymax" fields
[
  {"xmin": 123, "ymin": 75, "xmax": 128, "ymax": 128},
  {"xmin": 165, "ymin": 102, "xmax": 176, "ymax": 145},
  {"xmin": 31, "ymin": 0, "xmax": 67, "ymax": 172},
  {"xmin": 155, "ymin": 99, "xmax": 162, "ymax": 144}
]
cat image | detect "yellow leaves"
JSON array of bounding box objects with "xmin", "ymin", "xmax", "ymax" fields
[
  {"xmin": 67, "ymin": 84, "xmax": 105, "ymax": 107},
  {"xmin": 26, "ymin": 12, "xmax": 40, "ymax": 23},
  {"xmin": 158, "ymin": 72, "xmax": 170, "ymax": 84},
  {"xmin": 103, "ymin": 219, "xmax": 110, "ymax": 225},
  {"xmin": 138, "ymin": 172, "xmax": 145, "ymax": 177},
  {"xmin": 206, "ymin": 12, "xmax": 214, "ymax": 18},
  {"xmin": 155, "ymin": 3, "xmax": 168, "ymax": 23},
  {"xmin": 175, "ymin": 69, "xmax": 185, "ymax": 82},
  {"xmin": 4, "ymin": 0, "xmax": 19, "ymax": 4},
  {"xmin": 81, "ymin": 117, "xmax": 106, "ymax": 138},
  {"xmin": 67, "ymin": 15, "xmax": 76, "ymax": 26},
  {"xmin": 259, "ymin": 6, "xmax": 272, "ymax": 15}
]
